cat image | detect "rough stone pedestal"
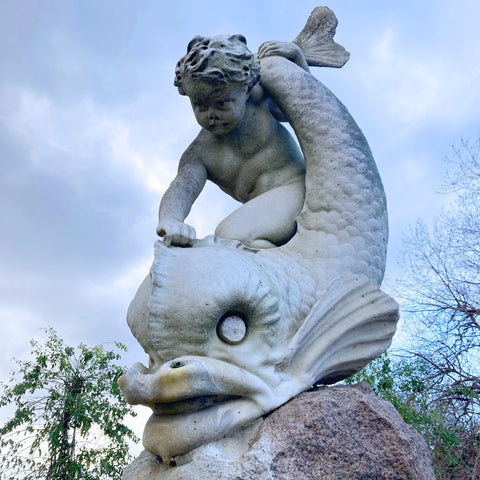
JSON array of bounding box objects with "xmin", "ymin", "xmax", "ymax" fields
[{"xmin": 123, "ymin": 383, "xmax": 436, "ymax": 480}]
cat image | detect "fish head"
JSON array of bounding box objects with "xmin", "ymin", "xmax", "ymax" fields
[
  {"xmin": 147, "ymin": 240, "xmax": 295, "ymax": 374},
  {"xmin": 118, "ymin": 240, "xmax": 399, "ymax": 461},
  {"xmin": 119, "ymin": 241, "xmax": 300, "ymax": 460}
]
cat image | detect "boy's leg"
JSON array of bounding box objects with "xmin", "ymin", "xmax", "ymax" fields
[{"xmin": 214, "ymin": 180, "xmax": 306, "ymax": 248}]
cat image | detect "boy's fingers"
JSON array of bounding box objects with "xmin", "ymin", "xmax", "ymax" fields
[
  {"xmin": 258, "ymin": 41, "xmax": 279, "ymax": 58},
  {"xmin": 164, "ymin": 224, "xmax": 196, "ymax": 247},
  {"xmin": 259, "ymin": 42, "xmax": 296, "ymax": 60}
]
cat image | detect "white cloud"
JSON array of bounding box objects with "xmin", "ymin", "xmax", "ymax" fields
[
  {"xmin": 0, "ymin": 307, "xmax": 41, "ymax": 373},
  {"xmin": 400, "ymin": 155, "xmax": 429, "ymax": 184},
  {"xmin": 0, "ymin": 86, "xmax": 178, "ymax": 197},
  {"xmin": 356, "ymin": 27, "xmax": 480, "ymax": 134},
  {"xmin": 2, "ymin": 4, "xmax": 480, "ymax": 460}
]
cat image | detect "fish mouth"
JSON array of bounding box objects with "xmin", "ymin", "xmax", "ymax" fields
[
  {"xmin": 119, "ymin": 355, "xmax": 275, "ymax": 409},
  {"xmin": 153, "ymin": 394, "xmax": 241, "ymax": 415},
  {"xmin": 120, "ymin": 356, "xmax": 280, "ymax": 461},
  {"xmin": 143, "ymin": 395, "xmax": 260, "ymax": 462}
]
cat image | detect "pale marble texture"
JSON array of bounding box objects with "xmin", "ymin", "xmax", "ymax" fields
[{"xmin": 119, "ymin": 7, "xmax": 399, "ymax": 463}]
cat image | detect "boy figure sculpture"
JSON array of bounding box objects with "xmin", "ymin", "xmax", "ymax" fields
[{"xmin": 157, "ymin": 35, "xmax": 309, "ymax": 249}]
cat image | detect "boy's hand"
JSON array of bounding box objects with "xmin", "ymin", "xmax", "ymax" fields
[
  {"xmin": 156, "ymin": 219, "xmax": 196, "ymax": 247},
  {"xmin": 258, "ymin": 41, "xmax": 309, "ymax": 71}
]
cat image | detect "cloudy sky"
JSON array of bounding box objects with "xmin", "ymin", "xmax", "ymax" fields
[{"xmin": 1, "ymin": 0, "xmax": 480, "ymax": 448}]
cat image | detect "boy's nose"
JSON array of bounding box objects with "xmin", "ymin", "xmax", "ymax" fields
[{"xmin": 208, "ymin": 110, "xmax": 220, "ymax": 121}]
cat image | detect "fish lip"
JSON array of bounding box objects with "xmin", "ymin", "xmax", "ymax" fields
[
  {"xmin": 119, "ymin": 355, "xmax": 276, "ymax": 411},
  {"xmin": 143, "ymin": 396, "xmax": 264, "ymax": 461},
  {"xmin": 153, "ymin": 394, "xmax": 241, "ymax": 415}
]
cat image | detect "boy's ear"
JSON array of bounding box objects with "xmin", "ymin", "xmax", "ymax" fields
[
  {"xmin": 187, "ymin": 35, "xmax": 207, "ymax": 52},
  {"xmin": 229, "ymin": 34, "xmax": 247, "ymax": 45}
]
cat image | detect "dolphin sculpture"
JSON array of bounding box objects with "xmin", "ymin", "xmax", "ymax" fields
[{"xmin": 119, "ymin": 7, "xmax": 399, "ymax": 462}]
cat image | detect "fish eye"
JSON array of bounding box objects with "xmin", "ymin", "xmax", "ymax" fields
[{"xmin": 216, "ymin": 313, "xmax": 247, "ymax": 345}]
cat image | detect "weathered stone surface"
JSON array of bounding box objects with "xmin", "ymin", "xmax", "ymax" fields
[
  {"xmin": 262, "ymin": 383, "xmax": 436, "ymax": 479},
  {"xmin": 123, "ymin": 383, "xmax": 436, "ymax": 480},
  {"xmin": 119, "ymin": 6, "xmax": 399, "ymax": 461}
]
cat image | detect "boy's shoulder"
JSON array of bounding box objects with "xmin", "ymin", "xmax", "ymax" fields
[
  {"xmin": 249, "ymin": 82, "xmax": 286, "ymax": 122},
  {"xmin": 249, "ymin": 83, "xmax": 267, "ymax": 104},
  {"xmin": 179, "ymin": 129, "xmax": 218, "ymax": 165},
  {"xmin": 189, "ymin": 128, "xmax": 215, "ymax": 148}
]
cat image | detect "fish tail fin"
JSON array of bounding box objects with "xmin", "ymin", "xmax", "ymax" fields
[{"xmin": 293, "ymin": 6, "xmax": 350, "ymax": 68}]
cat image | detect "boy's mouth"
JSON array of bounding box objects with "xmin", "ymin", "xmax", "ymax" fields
[{"xmin": 208, "ymin": 123, "xmax": 231, "ymax": 134}]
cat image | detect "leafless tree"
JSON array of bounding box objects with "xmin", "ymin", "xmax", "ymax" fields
[{"xmin": 397, "ymin": 138, "xmax": 480, "ymax": 478}]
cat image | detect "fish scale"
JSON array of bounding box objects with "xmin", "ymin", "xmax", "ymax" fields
[
  {"xmin": 119, "ymin": 8, "xmax": 399, "ymax": 462},
  {"xmin": 259, "ymin": 56, "xmax": 388, "ymax": 291}
]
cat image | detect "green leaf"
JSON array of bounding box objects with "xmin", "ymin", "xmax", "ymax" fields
[{"xmin": 0, "ymin": 328, "xmax": 139, "ymax": 480}]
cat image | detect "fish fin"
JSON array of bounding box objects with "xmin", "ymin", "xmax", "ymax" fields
[
  {"xmin": 282, "ymin": 274, "xmax": 399, "ymax": 385},
  {"xmin": 292, "ymin": 6, "xmax": 350, "ymax": 68}
]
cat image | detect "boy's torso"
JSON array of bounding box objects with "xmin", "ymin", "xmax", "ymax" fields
[{"xmin": 200, "ymin": 104, "xmax": 305, "ymax": 203}]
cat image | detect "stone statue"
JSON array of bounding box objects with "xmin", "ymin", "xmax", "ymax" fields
[
  {"xmin": 119, "ymin": 6, "xmax": 399, "ymax": 465},
  {"xmin": 157, "ymin": 34, "xmax": 307, "ymax": 249},
  {"xmin": 155, "ymin": 10, "xmax": 349, "ymax": 250}
]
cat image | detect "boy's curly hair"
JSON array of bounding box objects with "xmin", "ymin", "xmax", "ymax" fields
[{"xmin": 174, "ymin": 34, "xmax": 260, "ymax": 96}]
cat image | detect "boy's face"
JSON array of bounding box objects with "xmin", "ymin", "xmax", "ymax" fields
[{"xmin": 187, "ymin": 82, "xmax": 249, "ymax": 136}]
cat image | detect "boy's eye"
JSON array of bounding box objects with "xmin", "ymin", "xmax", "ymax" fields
[{"xmin": 216, "ymin": 99, "xmax": 235, "ymax": 109}]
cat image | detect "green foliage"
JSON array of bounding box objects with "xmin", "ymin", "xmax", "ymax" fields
[
  {"xmin": 347, "ymin": 353, "xmax": 479, "ymax": 479},
  {"xmin": 0, "ymin": 328, "xmax": 138, "ymax": 480},
  {"xmin": 347, "ymin": 355, "xmax": 458, "ymax": 448},
  {"xmin": 349, "ymin": 139, "xmax": 480, "ymax": 477}
]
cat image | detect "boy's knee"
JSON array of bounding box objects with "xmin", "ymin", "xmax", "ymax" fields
[
  {"xmin": 215, "ymin": 219, "xmax": 244, "ymax": 242},
  {"xmin": 215, "ymin": 220, "xmax": 276, "ymax": 249}
]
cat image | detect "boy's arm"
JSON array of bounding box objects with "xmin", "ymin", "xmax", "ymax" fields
[
  {"xmin": 257, "ymin": 42, "xmax": 309, "ymax": 122},
  {"xmin": 258, "ymin": 41, "xmax": 309, "ymax": 72},
  {"xmin": 157, "ymin": 140, "xmax": 208, "ymax": 247}
]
